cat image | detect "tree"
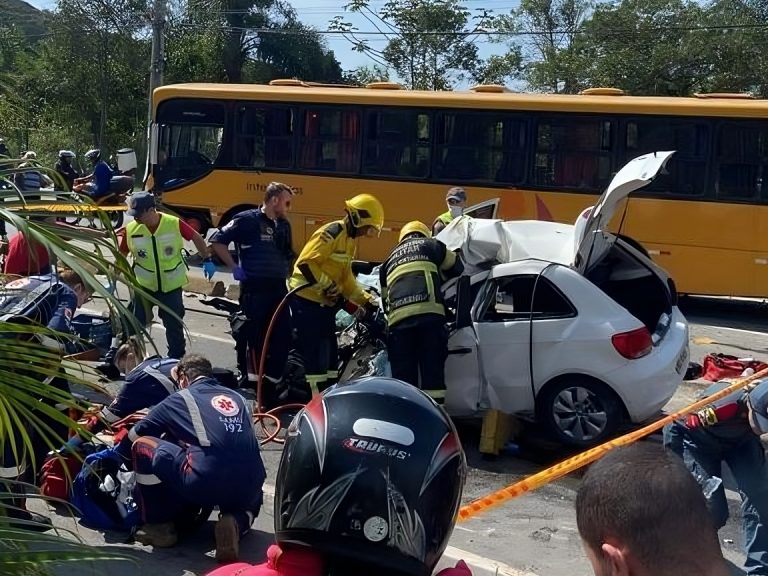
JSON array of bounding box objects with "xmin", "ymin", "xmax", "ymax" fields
[
  {"xmin": 342, "ymin": 64, "xmax": 391, "ymax": 86},
  {"xmin": 330, "ymin": 0, "xmax": 504, "ymax": 90},
  {"xmin": 493, "ymin": 0, "xmax": 592, "ymax": 93}
]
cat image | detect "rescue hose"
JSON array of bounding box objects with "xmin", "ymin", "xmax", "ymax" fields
[
  {"xmin": 251, "ymin": 283, "xmax": 311, "ymax": 445},
  {"xmin": 457, "ymin": 366, "xmax": 768, "ymax": 523}
]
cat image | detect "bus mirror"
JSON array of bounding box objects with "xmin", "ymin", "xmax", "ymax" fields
[
  {"xmin": 149, "ymin": 123, "xmax": 158, "ymax": 165},
  {"xmin": 456, "ymin": 275, "xmax": 472, "ymax": 329}
]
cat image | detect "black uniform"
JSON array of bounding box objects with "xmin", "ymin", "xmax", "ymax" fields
[
  {"xmin": 54, "ymin": 160, "xmax": 80, "ymax": 191},
  {"xmin": 209, "ymin": 208, "xmax": 294, "ymax": 393},
  {"xmin": 380, "ymin": 236, "xmax": 463, "ymax": 403}
]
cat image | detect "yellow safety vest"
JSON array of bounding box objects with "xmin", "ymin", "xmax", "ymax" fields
[{"xmin": 126, "ymin": 214, "xmax": 187, "ymax": 293}]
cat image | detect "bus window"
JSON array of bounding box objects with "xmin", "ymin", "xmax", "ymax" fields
[
  {"xmin": 155, "ymin": 99, "xmax": 225, "ymax": 188},
  {"xmin": 235, "ymin": 104, "xmax": 294, "ymax": 170},
  {"xmin": 434, "ymin": 112, "xmax": 526, "ymax": 184},
  {"xmin": 363, "ymin": 109, "xmax": 430, "ymax": 178},
  {"xmin": 300, "ymin": 108, "xmax": 361, "ymax": 173},
  {"xmin": 625, "ymin": 119, "xmax": 709, "ymax": 196},
  {"xmin": 534, "ymin": 117, "xmax": 613, "ymax": 191},
  {"xmin": 715, "ymin": 123, "xmax": 768, "ymax": 201}
]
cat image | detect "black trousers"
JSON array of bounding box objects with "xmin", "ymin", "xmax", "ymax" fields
[
  {"xmin": 387, "ymin": 317, "xmax": 447, "ymax": 403},
  {"xmin": 236, "ymin": 281, "xmax": 290, "ymax": 384}
]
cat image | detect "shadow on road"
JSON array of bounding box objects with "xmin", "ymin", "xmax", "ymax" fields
[{"xmin": 682, "ymin": 296, "xmax": 768, "ymax": 334}]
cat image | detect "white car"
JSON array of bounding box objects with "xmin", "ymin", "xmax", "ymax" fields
[{"xmin": 437, "ymin": 151, "xmax": 690, "ymax": 447}]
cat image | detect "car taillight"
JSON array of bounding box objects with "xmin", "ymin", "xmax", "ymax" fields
[{"xmin": 612, "ymin": 327, "xmax": 652, "ymax": 359}]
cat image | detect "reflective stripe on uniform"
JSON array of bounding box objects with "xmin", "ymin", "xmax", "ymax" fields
[
  {"xmin": 426, "ymin": 389, "xmax": 446, "ymax": 401},
  {"xmin": 326, "ymin": 370, "xmax": 339, "ymax": 379},
  {"xmin": 142, "ymin": 366, "xmax": 176, "ymax": 395},
  {"xmin": 128, "ymin": 427, "xmax": 140, "ymax": 442},
  {"xmin": 178, "ymin": 388, "xmax": 211, "ymax": 447},
  {"xmin": 306, "ymin": 374, "xmax": 326, "ymax": 396},
  {"xmin": 0, "ymin": 464, "xmax": 26, "ymax": 478},
  {"xmin": 135, "ymin": 472, "xmax": 162, "ymax": 485}
]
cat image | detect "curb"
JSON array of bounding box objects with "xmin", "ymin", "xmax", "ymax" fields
[{"xmin": 260, "ymin": 483, "xmax": 535, "ymax": 576}]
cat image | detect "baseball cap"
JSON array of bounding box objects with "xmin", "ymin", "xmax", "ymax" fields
[
  {"xmin": 747, "ymin": 379, "xmax": 768, "ymax": 434},
  {"xmin": 446, "ymin": 187, "xmax": 466, "ymax": 202},
  {"xmin": 126, "ymin": 191, "xmax": 156, "ymax": 216}
]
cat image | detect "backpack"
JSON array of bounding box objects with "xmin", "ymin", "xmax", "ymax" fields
[
  {"xmin": 70, "ymin": 447, "xmax": 138, "ymax": 531},
  {"xmin": 39, "ymin": 453, "xmax": 84, "ymax": 501},
  {"xmin": 701, "ymin": 353, "xmax": 768, "ymax": 382}
]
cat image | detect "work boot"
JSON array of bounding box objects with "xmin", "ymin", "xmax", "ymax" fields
[
  {"xmin": 134, "ymin": 522, "xmax": 178, "ymax": 548},
  {"xmin": 214, "ymin": 513, "xmax": 239, "ymax": 564}
]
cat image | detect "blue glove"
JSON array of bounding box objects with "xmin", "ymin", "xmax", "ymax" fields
[
  {"xmin": 233, "ymin": 266, "xmax": 248, "ymax": 282},
  {"xmin": 203, "ymin": 259, "xmax": 217, "ymax": 280}
]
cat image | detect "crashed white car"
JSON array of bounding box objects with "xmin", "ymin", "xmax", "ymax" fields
[{"xmin": 438, "ymin": 151, "xmax": 689, "ymax": 447}]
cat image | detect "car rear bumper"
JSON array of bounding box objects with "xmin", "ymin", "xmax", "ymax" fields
[{"xmin": 610, "ymin": 307, "xmax": 689, "ymax": 423}]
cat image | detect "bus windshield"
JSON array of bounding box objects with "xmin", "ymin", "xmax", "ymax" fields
[{"xmin": 155, "ymin": 99, "xmax": 225, "ymax": 189}]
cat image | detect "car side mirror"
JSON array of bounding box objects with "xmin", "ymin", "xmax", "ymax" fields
[{"xmin": 455, "ymin": 275, "xmax": 472, "ymax": 329}]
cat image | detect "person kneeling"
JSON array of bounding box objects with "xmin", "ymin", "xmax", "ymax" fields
[{"xmin": 114, "ymin": 354, "xmax": 265, "ymax": 563}]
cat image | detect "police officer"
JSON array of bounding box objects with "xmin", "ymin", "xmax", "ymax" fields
[
  {"xmin": 115, "ymin": 354, "xmax": 265, "ymax": 563},
  {"xmin": 120, "ymin": 192, "xmax": 215, "ymax": 359},
  {"xmin": 209, "ymin": 182, "xmax": 294, "ymax": 393},
  {"xmin": 432, "ymin": 187, "xmax": 467, "ymax": 236},
  {"xmin": 664, "ymin": 379, "xmax": 768, "ymax": 575},
  {"xmin": 288, "ymin": 194, "xmax": 383, "ymax": 395},
  {"xmin": 380, "ymin": 221, "xmax": 463, "ymax": 404}
]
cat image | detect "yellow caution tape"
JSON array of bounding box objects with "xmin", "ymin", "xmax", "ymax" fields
[{"xmin": 457, "ymin": 367, "xmax": 768, "ymax": 523}]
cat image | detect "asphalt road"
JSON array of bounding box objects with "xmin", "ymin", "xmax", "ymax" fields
[{"xmin": 39, "ymin": 259, "xmax": 766, "ymax": 576}]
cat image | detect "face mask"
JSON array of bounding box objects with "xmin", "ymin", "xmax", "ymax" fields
[{"xmin": 449, "ymin": 205, "xmax": 463, "ymax": 218}]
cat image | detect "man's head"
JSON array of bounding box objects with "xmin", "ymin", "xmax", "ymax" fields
[
  {"xmin": 84, "ymin": 149, "xmax": 101, "ymax": 165},
  {"xmin": 263, "ymin": 182, "xmax": 294, "ymax": 220},
  {"xmin": 445, "ymin": 187, "xmax": 466, "ymax": 217},
  {"xmin": 59, "ymin": 150, "xmax": 75, "ymax": 165},
  {"xmin": 344, "ymin": 193, "xmax": 384, "ymax": 239},
  {"xmin": 58, "ymin": 268, "xmax": 92, "ymax": 307},
  {"xmin": 114, "ymin": 336, "xmax": 144, "ymax": 375},
  {"xmin": 576, "ymin": 443, "xmax": 727, "ymax": 576},
  {"xmin": 175, "ymin": 353, "xmax": 213, "ymax": 388},
  {"xmin": 126, "ymin": 191, "xmax": 158, "ymax": 224},
  {"xmin": 22, "ymin": 151, "xmax": 36, "ymax": 161}
]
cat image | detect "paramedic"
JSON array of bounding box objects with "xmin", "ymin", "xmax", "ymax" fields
[{"xmin": 432, "ymin": 187, "xmax": 467, "ymax": 236}]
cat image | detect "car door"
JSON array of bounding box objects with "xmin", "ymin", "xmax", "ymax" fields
[{"xmin": 463, "ymin": 197, "xmax": 500, "ymax": 220}]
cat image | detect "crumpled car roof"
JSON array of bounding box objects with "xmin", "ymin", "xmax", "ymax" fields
[{"xmin": 436, "ymin": 217, "xmax": 577, "ymax": 273}]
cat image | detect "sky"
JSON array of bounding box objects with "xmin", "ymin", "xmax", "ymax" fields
[{"xmin": 24, "ymin": 0, "xmax": 516, "ymax": 77}]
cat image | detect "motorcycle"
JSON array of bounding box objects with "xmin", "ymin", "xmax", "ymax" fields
[{"xmin": 64, "ymin": 183, "xmax": 131, "ymax": 229}]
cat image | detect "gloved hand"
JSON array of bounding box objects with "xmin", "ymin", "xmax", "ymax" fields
[
  {"xmin": 202, "ymin": 258, "xmax": 217, "ymax": 280},
  {"xmin": 233, "ymin": 266, "xmax": 247, "ymax": 282},
  {"xmin": 684, "ymin": 402, "xmax": 740, "ymax": 428}
]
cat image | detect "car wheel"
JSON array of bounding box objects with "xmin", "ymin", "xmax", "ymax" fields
[{"xmin": 538, "ymin": 377, "xmax": 623, "ymax": 447}]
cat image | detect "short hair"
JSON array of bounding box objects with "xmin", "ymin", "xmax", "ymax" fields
[
  {"xmin": 264, "ymin": 182, "xmax": 293, "ymax": 203},
  {"xmin": 58, "ymin": 268, "xmax": 85, "ymax": 290},
  {"xmin": 114, "ymin": 336, "xmax": 143, "ymax": 367},
  {"xmin": 576, "ymin": 443, "xmax": 723, "ymax": 573},
  {"xmin": 177, "ymin": 353, "xmax": 213, "ymax": 381}
]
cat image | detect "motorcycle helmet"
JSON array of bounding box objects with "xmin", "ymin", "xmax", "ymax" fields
[
  {"xmin": 21, "ymin": 151, "xmax": 36, "ymax": 160},
  {"xmin": 58, "ymin": 150, "xmax": 76, "ymax": 159},
  {"xmin": 85, "ymin": 149, "xmax": 101, "ymax": 163},
  {"xmin": 399, "ymin": 221, "xmax": 431, "ymax": 242},
  {"xmin": 344, "ymin": 194, "xmax": 384, "ymax": 232},
  {"xmin": 275, "ymin": 377, "xmax": 466, "ymax": 576}
]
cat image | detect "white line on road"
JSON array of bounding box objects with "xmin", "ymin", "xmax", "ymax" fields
[{"xmin": 710, "ymin": 325, "xmax": 768, "ymax": 338}]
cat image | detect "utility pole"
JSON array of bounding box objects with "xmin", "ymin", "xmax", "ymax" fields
[{"xmin": 147, "ymin": 0, "xmax": 166, "ymax": 130}]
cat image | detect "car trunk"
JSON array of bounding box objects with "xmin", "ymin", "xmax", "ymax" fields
[{"xmin": 584, "ymin": 241, "xmax": 673, "ymax": 338}]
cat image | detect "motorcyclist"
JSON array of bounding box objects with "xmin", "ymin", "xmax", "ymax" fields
[
  {"xmin": 14, "ymin": 151, "xmax": 53, "ymax": 199},
  {"xmin": 54, "ymin": 150, "xmax": 80, "ymax": 191},
  {"xmin": 74, "ymin": 149, "xmax": 114, "ymax": 199},
  {"xmin": 0, "ymin": 138, "xmax": 10, "ymax": 157},
  {"xmin": 205, "ymin": 377, "xmax": 470, "ymax": 576}
]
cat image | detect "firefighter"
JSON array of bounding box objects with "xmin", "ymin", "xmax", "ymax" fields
[
  {"xmin": 205, "ymin": 377, "xmax": 469, "ymax": 576},
  {"xmin": 664, "ymin": 379, "xmax": 768, "ymax": 575},
  {"xmin": 209, "ymin": 182, "xmax": 295, "ymax": 393},
  {"xmin": 380, "ymin": 221, "xmax": 463, "ymax": 404},
  {"xmin": 432, "ymin": 187, "xmax": 467, "ymax": 236},
  {"xmin": 115, "ymin": 354, "xmax": 265, "ymax": 563},
  {"xmin": 120, "ymin": 192, "xmax": 215, "ymax": 359},
  {"xmin": 287, "ymin": 194, "xmax": 383, "ymax": 395}
]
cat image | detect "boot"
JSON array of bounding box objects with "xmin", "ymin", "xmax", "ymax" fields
[
  {"xmin": 214, "ymin": 513, "xmax": 239, "ymax": 564},
  {"xmin": 134, "ymin": 522, "xmax": 178, "ymax": 548}
]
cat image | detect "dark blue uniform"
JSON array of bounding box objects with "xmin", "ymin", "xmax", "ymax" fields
[
  {"xmin": 116, "ymin": 377, "xmax": 265, "ymax": 533},
  {"xmin": 209, "ymin": 209, "xmax": 294, "ymax": 392},
  {"xmin": 95, "ymin": 356, "xmax": 178, "ymax": 429}
]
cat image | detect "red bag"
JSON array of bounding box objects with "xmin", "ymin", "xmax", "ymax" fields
[
  {"xmin": 39, "ymin": 453, "xmax": 83, "ymax": 501},
  {"xmin": 701, "ymin": 353, "xmax": 768, "ymax": 382}
]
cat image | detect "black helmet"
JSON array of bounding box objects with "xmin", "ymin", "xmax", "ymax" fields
[
  {"xmin": 274, "ymin": 377, "xmax": 466, "ymax": 576},
  {"xmin": 85, "ymin": 148, "xmax": 101, "ymax": 162}
]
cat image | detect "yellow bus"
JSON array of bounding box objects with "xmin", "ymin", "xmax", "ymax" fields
[{"xmin": 147, "ymin": 81, "xmax": 768, "ymax": 298}]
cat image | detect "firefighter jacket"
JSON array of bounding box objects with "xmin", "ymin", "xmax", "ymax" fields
[
  {"xmin": 379, "ymin": 236, "xmax": 464, "ymax": 328},
  {"xmin": 288, "ymin": 220, "xmax": 372, "ymax": 308},
  {"xmin": 126, "ymin": 214, "xmax": 186, "ymax": 293}
]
